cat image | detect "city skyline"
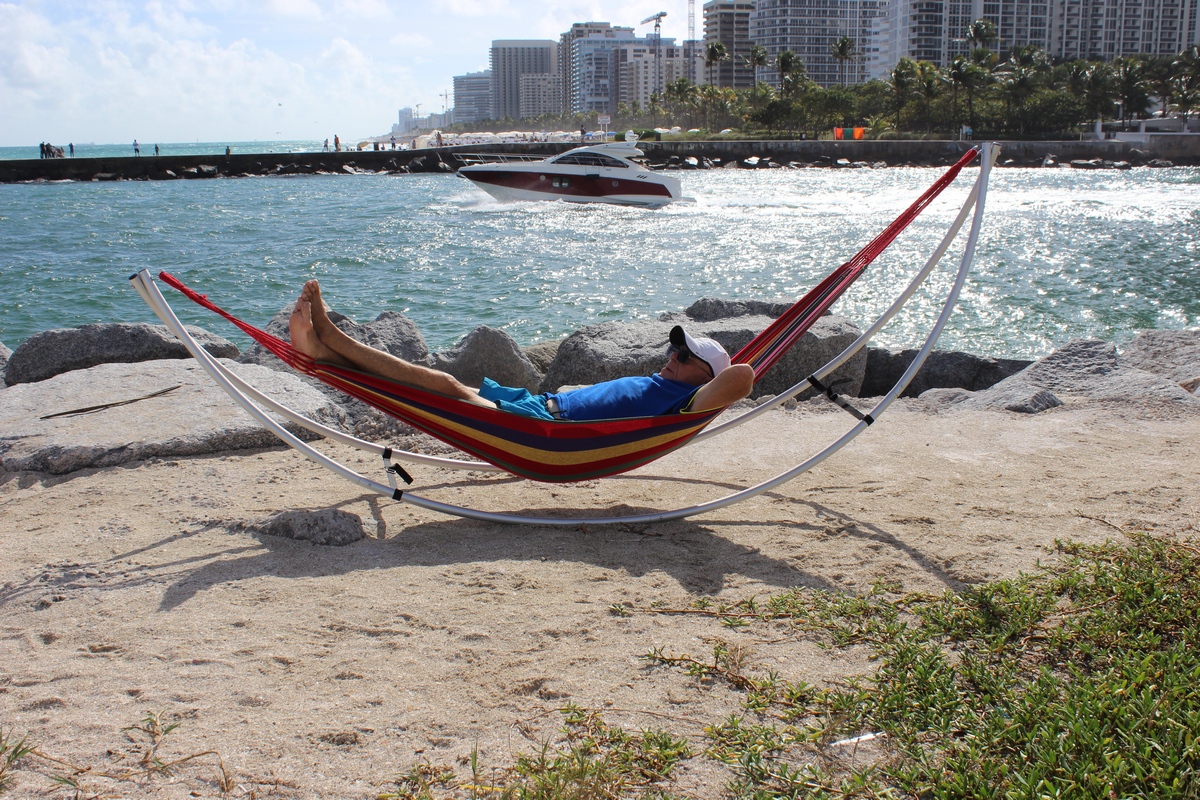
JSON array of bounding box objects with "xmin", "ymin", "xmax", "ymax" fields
[{"xmin": 0, "ymin": 0, "xmax": 698, "ymax": 147}]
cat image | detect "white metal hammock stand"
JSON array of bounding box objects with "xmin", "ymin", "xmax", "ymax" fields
[{"xmin": 130, "ymin": 143, "xmax": 998, "ymax": 526}]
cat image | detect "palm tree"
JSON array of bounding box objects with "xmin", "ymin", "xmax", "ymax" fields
[
  {"xmin": 705, "ymin": 41, "xmax": 729, "ymax": 87},
  {"xmin": 776, "ymin": 50, "xmax": 801, "ymax": 97},
  {"xmin": 966, "ymin": 19, "xmax": 998, "ymax": 51},
  {"xmin": 914, "ymin": 60, "xmax": 944, "ymax": 133},
  {"xmin": 1112, "ymin": 57, "xmax": 1150, "ymax": 126},
  {"xmin": 830, "ymin": 36, "xmax": 858, "ymax": 86},
  {"xmin": 889, "ymin": 57, "xmax": 918, "ymax": 130},
  {"xmin": 947, "ymin": 55, "xmax": 984, "ymax": 131},
  {"xmin": 745, "ymin": 44, "xmax": 769, "ymax": 82}
]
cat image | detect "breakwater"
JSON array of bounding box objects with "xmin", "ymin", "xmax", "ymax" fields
[{"xmin": 5, "ymin": 137, "xmax": 1198, "ymax": 183}]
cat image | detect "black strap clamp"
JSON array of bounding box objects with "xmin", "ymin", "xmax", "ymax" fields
[{"xmin": 808, "ymin": 374, "xmax": 874, "ymax": 426}]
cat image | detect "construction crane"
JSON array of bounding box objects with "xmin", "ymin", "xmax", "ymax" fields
[
  {"xmin": 640, "ymin": 11, "xmax": 668, "ymax": 99},
  {"xmin": 688, "ymin": 0, "xmax": 696, "ymax": 83}
]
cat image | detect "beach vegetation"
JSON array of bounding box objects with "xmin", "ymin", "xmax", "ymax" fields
[{"xmin": 385, "ymin": 532, "xmax": 1200, "ymax": 798}]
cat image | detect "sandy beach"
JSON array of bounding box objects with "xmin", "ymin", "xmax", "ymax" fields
[{"xmin": 2, "ymin": 392, "xmax": 1197, "ymax": 798}]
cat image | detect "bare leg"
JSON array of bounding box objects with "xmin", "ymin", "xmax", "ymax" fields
[{"xmin": 292, "ymin": 281, "xmax": 496, "ymax": 408}]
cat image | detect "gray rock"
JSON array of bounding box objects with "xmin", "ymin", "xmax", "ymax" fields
[
  {"xmin": 539, "ymin": 314, "xmax": 865, "ymax": 400},
  {"xmin": 918, "ymin": 387, "xmax": 974, "ymax": 410},
  {"xmin": 0, "ymin": 359, "xmax": 344, "ymax": 475},
  {"xmin": 5, "ymin": 323, "xmax": 239, "ymax": 386},
  {"xmin": 959, "ymin": 339, "xmax": 1198, "ymax": 413},
  {"xmin": 523, "ymin": 339, "xmax": 563, "ymax": 374},
  {"xmin": 0, "ymin": 340, "xmax": 10, "ymax": 374},
  {"xmin": 430, "ymin": 326, "xmax": 541, "ymax": 392},
  {"xmin": 961, "ymin": 380, "xmax": 1063, "ymax": 413},
  {"xmin": 1183, "ymin": 376, "xmax": 1200, "ymax": 395},
  {"xmin": 252, "ymin": 509, "xmax": 364, "ymax": 547},
  {"xmin": 861, "ymin": 348, "xmax": 1033, "ymax": 397},
  {"xmin": 1120, "ymin": 329, "xmax": 1200, "ymax": 383},
  {"xmin": 684, "ymin": 297, "xmax": 794, "ymax": 322}
]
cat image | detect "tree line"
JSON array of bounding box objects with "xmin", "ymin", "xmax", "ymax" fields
[{"xmin": 446, "ymin": 22, "xmax": 1200, "ymax": 140}]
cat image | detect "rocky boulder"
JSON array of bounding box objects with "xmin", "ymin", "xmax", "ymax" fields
[
  {"xmin": 1120, "ymin": 329, "xmax": 1200, "ymax": 384},
  {"xmin": 4, "ymin": 323, "xmax": 239, "ymax": 386},
  {"xmin": 0, "ymin": 359, "xmax": 345, "ymax": 474},
  {"xmin": 430, "ymin": 326, "xmax": 541, "ymax": 393},
  {"xmin": 958, "ymin": 339, "xmax": 1199, "ymax": 413},
  {"xmin": 0, "ymin": 340, "xmax": 10, "ymax": 374},
  {"xmin": 523, "ymin": 339, "xmax": 563, "ymax": 375},
  {"xmin": 861, "ymin": 348, "xmax": 1032, "ymax": 398},
  {"xmin": 539, "ymin": 313, "xmax": 866, "ymax": 400},
  {"xmin": 251, "ymin": 509, "xmax": 365, "ymax": 547}
]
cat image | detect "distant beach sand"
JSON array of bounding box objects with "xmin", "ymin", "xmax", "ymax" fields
[{"xmin": 1, "ymin": 398, "xmax": 1197, "ymax": 797}]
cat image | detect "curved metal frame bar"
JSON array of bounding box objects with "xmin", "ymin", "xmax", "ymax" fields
[{"xmin": 129, "ymin": 143, "xmax": 995, "ymax": 526}]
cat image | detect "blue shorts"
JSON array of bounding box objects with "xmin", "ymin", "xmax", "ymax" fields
[{"xmin": 478, "ymin": 378, "xmax": 556, "ymax": 420}]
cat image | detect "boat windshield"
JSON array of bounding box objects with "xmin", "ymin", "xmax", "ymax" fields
[{"xmin": 548, "ymin": 153, "xmax": 630, "ymax": 168}]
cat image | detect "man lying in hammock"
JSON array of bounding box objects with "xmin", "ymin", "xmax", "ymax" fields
[{"xmin": 290, "ymin": 280, "xmax": 755, "ymax": 422}]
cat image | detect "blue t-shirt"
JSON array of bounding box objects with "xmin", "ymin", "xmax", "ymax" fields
[{"xmin": 548, "ymin": 374, "xmax": 699, "ymax": 421}]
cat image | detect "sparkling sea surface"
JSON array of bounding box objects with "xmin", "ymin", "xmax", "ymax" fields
[{"xmin": 1, "ymin": 162, "xmax": 1197, "ymax": 357}]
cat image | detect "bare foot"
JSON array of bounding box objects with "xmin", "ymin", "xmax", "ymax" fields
[
  {"xmin": 289, "ymin": 299, "xmax": 342, "ymax": 363},
  {"xmin": 301, "ymin": 280, "xmax": 338, "ymax": 340}
]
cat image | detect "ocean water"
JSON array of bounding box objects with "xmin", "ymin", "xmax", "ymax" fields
[{"xmin": 1, "ymin": 164, "xmax": 1198, "ymax": 358}]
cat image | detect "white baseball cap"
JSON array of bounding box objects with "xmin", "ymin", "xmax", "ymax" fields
[{"xmin": 669, "ymin": 325, "xmax": 732, "ymax": 377}]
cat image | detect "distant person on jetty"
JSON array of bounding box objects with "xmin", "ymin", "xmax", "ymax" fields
[
  {"xmin": 288, "ymin": 280, "xmax": 754, "ymax": 421},
  {"xmin": 334, "ymin": 135, "xmax": 341, "ymax": 152},
  {"xmin": 155, "ymin": 144, "xmax": 160, "ymax": 156},
  {"xmin": 69, "ymin": 143, "xmax": 74, "ymax": 157},
  {"xmin": 323, "ymin": 138, "xmax": 330, "ymax": 151},
  {"xmin": 390, "ymin": 134, "xmax": 396, "ymax": 149},
  {"xmin": 133, "ymin": 140, "xmax": 140, "ymax": 156}
]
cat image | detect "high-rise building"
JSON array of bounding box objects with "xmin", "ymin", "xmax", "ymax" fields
[
  {"xmin": 490, "ymin": 40, "xmax": 557, "ymax": 120},
  {"xmin": 1049, "ymin": 0, "xmax": 1200, "ymax": 60},
  {"xmin": 752, "ymin": 0, "xmax": 884, "ymax": 87},
  {"xmin": 571, "ymin": 29, "xmax": 638, "ymax": 113},
  {"xmin": 613, "ymin": 36, "xmax": 704, "ymax": 109},
  {"xmin": 453, "ymin": 70, "xmax": 493, "ymax": 124},
  {"xmin": 519, "ymin": 74, "xmax": 565, "ymax": 117},
  {"xmin": 703, "ymin": 0, "xmax": 755, "ymax": 88},
  {"xmin": 866, "ymin": 0, "xmax": 1198, "ymax": 79},
  {"xmin": 560, "ymin": 22, "xmax": 635, "ymax": 113}
]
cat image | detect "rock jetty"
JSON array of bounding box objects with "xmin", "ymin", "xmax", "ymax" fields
[{"xmin": 1, "ymin": 305, "xmax": 1196, "ymax": 476}]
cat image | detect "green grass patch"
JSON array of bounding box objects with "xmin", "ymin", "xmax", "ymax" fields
[{"xmin": 396, "ymin": 534, "xmax": 1200, "ymax": 798}]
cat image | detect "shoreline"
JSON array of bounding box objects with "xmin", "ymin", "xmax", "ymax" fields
[{"xmin": 3, "ymin": 138, "xmax": 1198, "ymax": 184}]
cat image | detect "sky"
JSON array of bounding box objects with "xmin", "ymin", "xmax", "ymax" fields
[{"xmin": 1, "ymin": 0, "xmax": 697, "ymax": 147}]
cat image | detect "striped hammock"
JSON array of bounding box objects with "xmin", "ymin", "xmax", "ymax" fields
[{"xmin": 162, "ymin": 148, "xmax": 978, "ymax": 482}]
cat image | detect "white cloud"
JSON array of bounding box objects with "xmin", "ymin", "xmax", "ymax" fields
[{"xmin": 261, "ymin": 0, "xmax": 323, "ymax": 19}]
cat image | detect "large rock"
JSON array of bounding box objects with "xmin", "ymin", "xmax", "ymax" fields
[
  {"xmin": 430, "ymin": 326, "xmax": 541, "ymax": 392},
  {"xmin": 539, "ymin": 313, "xmax": 866, "ymax": 400},
  {"xmin": 959, "ymin": 339, "xmax": 1199, "ymax": 413},
  {"xmin": 1121, "ymin": 329, "xmax": 1200, "ymax": 383},
  {"xmin": 861, "ymin": 348, "xmax": 1032, "ymax": 398},
  {"xmin": 0, "ymin": 359, "xmax": 344, "ymax": 475},
  {"xmin": 684, "ymin": 298, "xmax": 795, "ymax": 322},
  {"xmin": 5, "ymin": 323, "xmax": 239, "ymax": 386},
  {"xmin": 0, "ymin": 340, "xmax": 10, "ymax": 374},
  {"xmin": 252, "ymin": 509, "xmax": 365, "ymax": 547}
]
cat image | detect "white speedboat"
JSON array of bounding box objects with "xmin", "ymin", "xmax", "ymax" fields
[{"xmin": 456, "ymin": 141, "xmax": 682, "ymax": 208}]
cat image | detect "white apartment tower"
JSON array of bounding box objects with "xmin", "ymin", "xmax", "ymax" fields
[
  {"xmin": 490, "ymin": 40, "xmax": 557, "ymax": 120},
  {"xmin": 752, "ymin": 0, "xmax": 886, "ymax": 87},
  {"xmin": 559, "ymin": 23, "xmax": 635, "ymax": 116}
]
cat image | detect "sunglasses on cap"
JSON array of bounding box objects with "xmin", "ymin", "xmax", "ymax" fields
[{"xmin": 667, "ymin": 344, "xmax": 714, "ymax": 377}]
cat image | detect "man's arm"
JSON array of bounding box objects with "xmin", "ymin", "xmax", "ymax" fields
[{"xmin": 688, "ymin": 364, "xmax": 755, "ymax": 412}]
